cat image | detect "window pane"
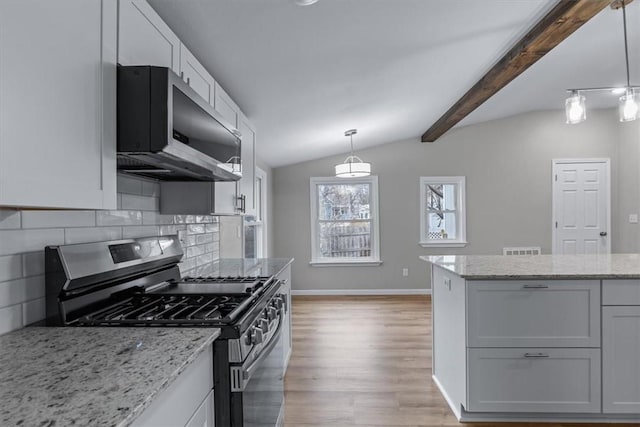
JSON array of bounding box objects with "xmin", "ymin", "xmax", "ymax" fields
[
  {"xmin": 319, "ymin": 221, "xmax": 371, "ymax": 258},
  {"xmin": 317, "ymin": 184, "xmax": 371, "ymax": 220},
  {"xmin": 426, "ymin": 184, "xmax": 456, "ymax": 211},
  {"xmin": 427, "ymin": 212, "xmax": 457, "ymax": 240}
]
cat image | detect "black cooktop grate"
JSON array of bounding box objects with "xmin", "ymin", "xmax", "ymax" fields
[{"xmin": 77, "ymin": 293, "xmax": 246, "ymax": 326}]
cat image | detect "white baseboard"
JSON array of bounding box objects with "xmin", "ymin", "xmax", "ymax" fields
[
  {"xmin": 432, "ymin": 374, "xmax": 462, "ymax": 421},
  {"xmin": 291, "ymin": 289, "xmax": 431, "ymax": 296}
]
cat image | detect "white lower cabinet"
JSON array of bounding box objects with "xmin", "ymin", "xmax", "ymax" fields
[
  {"xmin": 603, "ymin": 306, "xmax": 640, "ymax": 413},
  {"xmin": 467, "ymin": 347, "xmax": 601, "ymax": 413},
  {"xmin": 132, "ymin": 345, "xmax": 214, "ymax": 427},
  {"xmin": 276, "ymin": 264, "xmax": 293, "ymax": 370},
  {"xmin": 186, "ymin": 389, "xmax": 215, "ymax": 427}
]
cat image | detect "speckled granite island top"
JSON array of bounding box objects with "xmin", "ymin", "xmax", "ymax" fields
[
  {"xmin": 189, "ymin": 258, "xmax": 294, "ymax": 278},
  {"xmin": 0, "ymin": 327, "xmax": 220, "ymax": 427},
  {"xmin": 421, "ymin": 254, "xmax": 640, "ymax": 279}
]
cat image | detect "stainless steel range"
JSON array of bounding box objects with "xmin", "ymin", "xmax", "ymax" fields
[{"xmin": 45, "ymin": 235, "xmax": 286, "ymax": 427}]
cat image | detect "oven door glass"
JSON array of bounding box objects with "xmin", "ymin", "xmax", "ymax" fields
[{"xmin": 242, "ymin": 325, "xmax": 284, "ymax": 426}]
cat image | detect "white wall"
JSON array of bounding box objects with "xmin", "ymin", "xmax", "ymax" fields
[{"xmin": 273, "ymin": 109, "xmax": 638, "ymax": 292}]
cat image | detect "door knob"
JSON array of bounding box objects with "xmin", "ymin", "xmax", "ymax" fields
[{"xmin": 600, "ymin": 231, "xmax": 607, "ymax": 237}]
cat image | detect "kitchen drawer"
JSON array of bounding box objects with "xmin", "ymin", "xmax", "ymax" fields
[
  {"xmin": 602, "ymin": 280, "xmax": 640, "ymax": 305},
  {"xmin": 467, "ymin": 280, "xmax": 600, "ymax": 348},
  {"xmin": 467, "ymin": 348, "xmax": 601, "ymax": 413}
]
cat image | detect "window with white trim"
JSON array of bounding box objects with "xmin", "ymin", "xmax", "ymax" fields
[
  {"xmin": 310, "ymin": 176, "xmax": 381, "ymax": 265},
  {"xmin": 419, "ymin": 176, "xmax": 467, "ymax": 247}
]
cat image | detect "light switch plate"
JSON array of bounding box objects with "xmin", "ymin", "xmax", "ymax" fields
[{"xmin": 630, "ymin": 214, "xmax": 638, "ymax": 224}]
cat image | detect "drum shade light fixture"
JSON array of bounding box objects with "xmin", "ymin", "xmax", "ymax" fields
[
  {"xmin": 335, "ymin": 129, "xmax": 371, "ymax": 178},
  {"xmin": 565, "ymin": 1, "xmax": 639, "ymax": 124}
]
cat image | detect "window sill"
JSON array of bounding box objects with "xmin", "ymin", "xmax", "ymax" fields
[
  {"xmin": 419, "ymin": 240, "xmax": 468, "ymax": 248},
  {"xmin": 309, "ymin": 259, "xmax": 383, "ymax": 267}
]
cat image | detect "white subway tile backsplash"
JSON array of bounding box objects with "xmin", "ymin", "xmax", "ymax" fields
[
  {"xmin": 122, "ymin": 226, "xmax": 159, "ymax": 239},
  {"xmin": 65, "ymin": 227, "xmax": 122, "ymax": 244},
  {"xmin": 205, "ymin": 223, "xmax": 219, "ymax": 233},
  {"xmin": 117, "ymin": 174, "xmax": 143, "ymax": 195},
  {"xmin": 96, "ymin": 210, "xmax": 143, "ymax": 226},
  {"xmin": 121, "ymin": 194, "xmax": 158, "ymax": 211},
  {"xmin": 196, "ymin": 233, "xmax": 214, "ymax": 245},
  {"xmin": 186, "ymin": 244, "xmax": 206, "ymax": 258},
  {"xmin": 0, "ymin": 210, "xmax": 21, "ymax": 229},
  {"xmin": 22, "ymin": 252, "xmax": 45, "ymax": 278},
  {"xmin": 196, "ymin": 253, "xmax": 214, "ymax": 266},
  {"xmin": 0, "ymin": 276, "xmax": 45, "ymax": 309},
  {"xmin": 141, "ymin": 180, "xmax": 160, "ymax": 197},
  {"xmin": 0, "ymin": 255, "xmax": 22, "ymax": 282},
  {"xmin": 22, "ymin": 210, "xmax": 96, "ymax": 229},
  {"xmin": 0, "ymin": 305, "xmax": 22, "ymax": 335},
  {"xmin": 187, "ymin": 224, "xmax": 205, "ymax": 234},
  {"xmin": 0, "ymin": 229, "xmax": 64, "ymax": 256},
  {"xmin": 23, "ymin": 297, "xmax": 45, "ymax": 326},
  {"xmin": 179, "ymin": 233, "xmax": 197, "ymax": 248},
  {"xmin": 159, "ymin": 224, "xmax": 186, "ymax": 236},
  {"xmin": 142, "ymin": 211, "xmax": 174, "ymax": 225}
]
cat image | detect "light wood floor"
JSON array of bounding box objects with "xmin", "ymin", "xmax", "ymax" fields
[{"xmin": 283, "ymin": 295, "xmax": 638, "ymax": 427}]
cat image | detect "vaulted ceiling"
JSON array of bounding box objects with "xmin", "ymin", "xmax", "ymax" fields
[{"xmin": 148, "ymin": 0, "xmax": 640, "ymax": 167}]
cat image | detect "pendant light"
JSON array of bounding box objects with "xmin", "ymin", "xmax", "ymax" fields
[
  {"xmin": 565, "ymin": 1, "xmax": 639, "ymax": 124},
  {"xmin": 335, "ymin": 129, "xmax": 371, "ymax": 178}
]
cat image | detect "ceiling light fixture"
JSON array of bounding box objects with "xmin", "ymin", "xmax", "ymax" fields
[
  {"xmin": 335, "ymin": 129, "xmax": 371, "ymax": 178},
  {"xmin": 565, "ymin": 1, "xmax": 639, "ymax": 124},
  {"xmin": 294, "ymin": 0, "xmax": 318, "ymax": 6}
]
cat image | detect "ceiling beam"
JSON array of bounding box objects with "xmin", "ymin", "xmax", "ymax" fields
[{"xmin": 421, "ymin": 0, "xmax": 612, "ymax": 143}]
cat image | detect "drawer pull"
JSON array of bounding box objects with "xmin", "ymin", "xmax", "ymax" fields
[
  {"xmin": 523, "ymin": 352, "xmax": 549, "ymax": 358},
  {"xmin": 523, "ymin": 284, "xmax": 549, "ymax": 289}
]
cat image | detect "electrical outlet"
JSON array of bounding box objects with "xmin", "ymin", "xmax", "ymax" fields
[
  {"xmin": 630, "ymin": 214, "xmax": 638, "ymax": 224},
  {"xmin": 402, "ymin": 268, "xmax": 409, "ymax": 277},
  {"xmin": 444, "ymin": 277, "xmax": 452, "ymax": 290}
]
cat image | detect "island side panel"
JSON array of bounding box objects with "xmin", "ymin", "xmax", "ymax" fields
[{"xmin": 431, "ymin": 264, "xmax": 467, "ymax": 418}]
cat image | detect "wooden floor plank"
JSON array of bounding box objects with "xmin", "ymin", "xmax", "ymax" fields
[{"xmin": 283, "ymin": 295, "xmax": 638, "ymax": 427}]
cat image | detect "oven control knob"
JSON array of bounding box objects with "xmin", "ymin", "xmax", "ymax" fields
[
  {"xmin": 250, "ymin": 327, "xmax": 264, "ymax": 345},
  {"xmin": 274, "ymin": 296, "xmax": 284, "ymax": 310},
  {"xmin": 267, "ymin": 307, "xmax": 278, "ymax": 321},
  {"xmin": 259, "ymin": 318, "xmax": 269, "ymax": 333}
]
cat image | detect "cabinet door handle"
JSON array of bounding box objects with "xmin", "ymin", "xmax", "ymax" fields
[
  {"xmin": 524, "ymin": 353, "xmax": 549, "ymax": 358},
  {"xmin": 523, "ymin": 284, "xmax": 549, "ymax": 289}
]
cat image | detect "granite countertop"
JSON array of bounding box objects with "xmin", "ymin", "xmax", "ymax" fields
[
  {"xmin": 421, "ymin": 254, "xmax": 640, "ymax": 280},
  {"xmin": 187, "ymin": 258, "xmax": 294, "ymax": 279},
  {"xmin": 0, "ymin": 327, "xmax": 220, "ymax": 427}
]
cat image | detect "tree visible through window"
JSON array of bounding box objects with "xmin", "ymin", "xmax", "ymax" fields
[
  {"xmin": 420, "ymin": 176, "xmax": 467, "ymax": 247},
  {"xmin": 310, "ymin": 177, "xmax": 380, "ymax": 264}
]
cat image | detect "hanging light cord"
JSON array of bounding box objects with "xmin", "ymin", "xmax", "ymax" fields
[
  {"xmin": 622, "ymin": 1, "xmax": 631, "ymax": 88},
  {"xmin": 349, "ymin": 133, "xmax": 355, "ymax": 159}
]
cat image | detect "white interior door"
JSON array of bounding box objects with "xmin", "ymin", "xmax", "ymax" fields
[{"xmin": 552, "ymin": 159, "xmax": 610, "ymax": 254}]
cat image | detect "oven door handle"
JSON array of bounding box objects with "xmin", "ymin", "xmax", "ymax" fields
[{"xmin": 232, "ymin": 313, "xmax": 284, "ymax": 392}]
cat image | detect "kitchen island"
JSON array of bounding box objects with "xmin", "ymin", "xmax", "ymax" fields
[
  {"xmin": 421, "ymin": 254, "xmax": 640, "ymax": 423},
  {"xmin": 0, "ymin": 327, "xmax": 219, "ymax": 427}
]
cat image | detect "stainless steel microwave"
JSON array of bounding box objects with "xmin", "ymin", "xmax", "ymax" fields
[{"xmin": 117, "ymin": 65, "xmax": 241, "ymax": 182}]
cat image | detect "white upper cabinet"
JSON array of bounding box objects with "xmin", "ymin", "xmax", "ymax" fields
[
  {"xmin": 180, "ymin": 44, "xmax": 216, "ymax": 104},
  {"xmin": 119, "ymin": 0, "xmax": 180, "ymax": 72},
  {"xmin": 0, "ymin": 0, "xmax": 117, "ymax": 209},
  {"xmin": 238, "ymin": 114, "xmax": 256, "ymax": 216},
  {"xmin": 214, "ymin": 82, "xmax": 240, "ymax": 128}
]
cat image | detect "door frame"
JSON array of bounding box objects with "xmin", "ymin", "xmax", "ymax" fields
[{"xmin": 551, "ymin": 158, "xmax": 611, "ymax": 255}]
